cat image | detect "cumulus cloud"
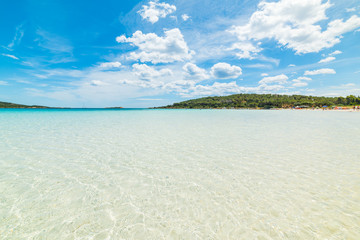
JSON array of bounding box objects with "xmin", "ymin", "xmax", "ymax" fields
[
  {"xmin": 181, "ymin": 14, "xmax": 190, "ymax": 21},
  {"xmin": 99, "ymin": 61, "xmax": 121, "ymax": 69},
  {"xmin": 259, "ymin": 74, "xmax": 288, "ymax": 84},
  {"xmin": 183, "ymin": 63, "xmax": 209, "ymax": 80},
  {"xmin": 138, "ymin": 1, "xmax": 176, "ymax": 24},
  {"xmin": 1, "ymin": 53, "xmax": 19, "ymax": 60},
  {"xmin": 304, "ymin": 68, "xmax": 336, "ymax": 75},
  {"xmin": 210, "ymin": 63, "xmax": 242, "ymax": 79},
  {"xmin": 229, "ymin": 0, "xmax": 360, "ymax": 56},
  {"xmin": 330, "ymin": 50, "xmax": 342, "ymax": 55},
  {"xmin": 319, "ymin": 56, "xmax": 336, "ymax": 63},
  {"xmin": 132, "ymin": 63, "xmax": 172, "ymax": 80},
  {"xmin": 116, "ymin": 28, "xmax": 194, "ymax": 64}
]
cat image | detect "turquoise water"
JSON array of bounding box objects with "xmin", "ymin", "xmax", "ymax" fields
[{"xmin": 1, "ymin": 109, "xmax": 359, "ymax": 239}]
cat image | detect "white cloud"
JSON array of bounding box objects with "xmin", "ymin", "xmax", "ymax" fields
[
  {"xmin": 258, "ymin": 84, "xmax": 285, "ymax": 92},
  {"xmin": 292, "ymin": 82, "xmax": 307, "ymax": 87},
  {"xmin": 304, "ymin": 68, "xmax": 336, "ymax": 75},
  {"xmin": 25, "ymin": 69, "xmax": 83, "ymax": 81},
  {"xmin": 178, "ymin": 81, "xmax": 287, "ymax": 98},
  {"xmin": 319, "ymin": 56, "xmax": 335, "ymax": 63},
  {"xmin": 346, "ymin": 8, "xmax": 356, "ymax": 12},
  {"xmin": 259, "ymin": 74, "xmax": 288, "ymax": 84},
  {"xmin": 1, "ymin": 53, "xmax": 19, "ymax": 60},
  {"xmin": 163, "ymin": 80, "xmax": 197, "ymax": 93},
  {"xmin": 210, "ymin": 63, "xmax": 242, "ymax": 79},
  {"xmin": 138, "ymin": 1, "xmax": 176, "ymax": 24},
  {"xmin": 136, "ymin": 98, "xmax": 164, "ymax": 101},
  {"xmin": 33, "ymin": 74, "xmax": 48, "ymax": 79},
  {"xmin": 183, "ymin": 63, "xmax": 209, "ymax": 80},
  {"xmin": 181, "ymin": 14, "xmax": 190, "ymax": 21},
  {"xmin": 132, "ymin": 63, "xmax": 172, "ymax": 80},
  {"xmin": 228, "ymin": 42, "xmax": 262, "ymax": 59},
  {"xmin": 181, "ymin": 81, "xmax": 242, "ymax": 97},
  {"xmin": 341, "ymin": 83, "xmax": 355, "ymax": 87},
  {"xmin": 0, "ymin": 80, "xmax": 8, "ymax": 85},
  {"xmin": 91, "ymin": 80, "xmax": 108, "ymax": 86},
  {"xmin": 7, "ymin": 24, "xmax": 24, "ymax": 50},
  {"xmin": 288, "ymin": 64, "xmax": 296, "ymax": 67},
  {"xmin": 229, "ymin": 0, "xmax": 360, "ymax": 55},
  {"xmin": 116, "ymin": 28, "xmax": 194, "ymax": 64},
  {"xmin": 330, "ymin": 50, "xmax": 342, "ymax": 55},
  {"xmin": 243, "ymin": 63, "xmax": 272, "ymax": 69},
  {"xmin": 261, "ymin": 73, "xmax": 268, "ymax": 77},
  {"xmin": 292, "ymin": 76, "xmax": 311, "ymax": 87},
  {"xmin": 99, "ymin": 61, "xmax": 121, "ymax": 69},
  {"xmin": 297, "ymin": 77, "xmax": 312, "ymax": 81}
]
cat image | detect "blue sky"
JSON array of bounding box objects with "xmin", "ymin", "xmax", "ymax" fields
[{"xmin": 1, "ymin": 0, "xmax": 360, "ymax": 107}]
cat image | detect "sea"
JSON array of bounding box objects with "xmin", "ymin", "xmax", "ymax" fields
[{"xmin": 0, "ymin": 109, "xmax": 359, "ymax": 239}]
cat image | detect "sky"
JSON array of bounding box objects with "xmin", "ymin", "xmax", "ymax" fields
[{"xmin": 1, "ymin": 0, "xmax": 360, "ymax": 107}]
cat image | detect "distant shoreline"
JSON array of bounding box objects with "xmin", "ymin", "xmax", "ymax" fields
[
  {"xmin": 1, "ymin": 107, "xmax": 359, "ymax": 112},
  {"xmin": 154, "ymin": 107, "xmax": 360, "ymax": 111}
]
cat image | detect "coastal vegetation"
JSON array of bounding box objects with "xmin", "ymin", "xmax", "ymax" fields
[
  {"xmin": 0, "ymin": 101, "xmax": 49, "ymax": 108},
  {"xmin": 158, "ymin": 94, "xmax": 360, "ymax": 109}
]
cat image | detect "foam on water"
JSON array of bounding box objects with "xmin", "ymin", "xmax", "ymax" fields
[{"xmin": 0, "ymin": 109, "xmax": 359, "ymax": 239}]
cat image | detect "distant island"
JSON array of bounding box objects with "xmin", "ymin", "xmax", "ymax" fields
[
  {"xmin": 157, "ymin": 94, "xmax": 360, "ymax": 109},
  {"xmin": 0, "ymin": 101, "xmax": 50, "ymax": 109},
  {"xmin": 0, "ymin": 101, "xmax": 126, "ymax": 109}
]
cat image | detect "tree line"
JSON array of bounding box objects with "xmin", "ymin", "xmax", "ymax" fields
[{"xmin": 158, "ymin": 94, "xmax": 360, "ymax": 109}]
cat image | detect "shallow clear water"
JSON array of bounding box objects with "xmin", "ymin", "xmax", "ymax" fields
[{"xmin": 0, "ymin": 109, "xmax": 359, "ymax": 239}]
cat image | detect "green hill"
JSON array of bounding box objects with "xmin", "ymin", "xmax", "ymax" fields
[
  {"xmin": 158, "ymin": 94, "xmax": 360, "ymax": 109},
  {"xmin": 0, "ymin": 101, "xmax": 49, "ymax": 108}
]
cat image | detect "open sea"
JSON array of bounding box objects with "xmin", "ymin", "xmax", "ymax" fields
[{"xmin": 0, "ymin": 109, "xmax": 359, "ymax": 239}]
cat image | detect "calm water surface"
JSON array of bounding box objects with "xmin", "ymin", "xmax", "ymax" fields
[{"xmin": 0, "ymin": 109, "xmax": 359, "ymax": 239}]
